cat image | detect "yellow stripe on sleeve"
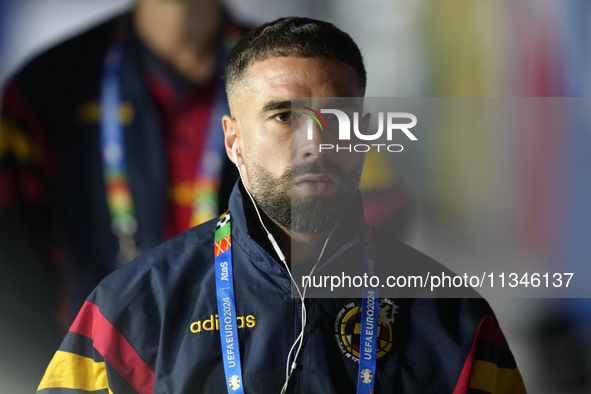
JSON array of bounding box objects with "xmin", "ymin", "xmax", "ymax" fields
[
  {"xmin": 0, "ymin": 120, "xmax": 14, "ymax": 157},
  {"xmin": 37, "ymin": 350, "xmax": 113, "ymax": 394},
  {"xmin": 470, "ymin": 359, "xmax": 527, "ymax": 394},
  {"xmin": 0, "ymin": 119, "xmax": 38, "ymax": 163}
]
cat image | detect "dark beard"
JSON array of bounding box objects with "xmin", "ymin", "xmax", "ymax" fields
[{"xmin": 247, "ymin": 159, "xmax": 363, "ymax": 234}]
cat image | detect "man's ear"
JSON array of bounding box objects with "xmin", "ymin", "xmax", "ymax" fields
[{"xmin": 222, "ymin": 115, "xmax": 241, "ymax": 165}]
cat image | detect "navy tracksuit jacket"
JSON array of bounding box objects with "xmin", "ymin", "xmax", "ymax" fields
[{"xmin": 37, "ymin": 184, "xmax": 526, "ymax": 393}]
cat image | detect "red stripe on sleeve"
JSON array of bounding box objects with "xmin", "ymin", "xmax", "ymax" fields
[
  {"xmin": 69, "ymin": 301, "xmax": 155, "ymax": 394},
  {"xmin": 452, "ymin": 314, "xmax": 501, "ymax": 394},
  {"xmin": 19, "ymin": 171, "xmax": 46, "ymax": 203},
  {"xmin": 477, "ymin": 315, "xmax": 510, "ymax": 349},
  {"xmin": 0, "ymin": 171, "xmax": 16, "ymax": 210}
]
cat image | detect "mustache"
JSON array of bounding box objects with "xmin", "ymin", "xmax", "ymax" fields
[{"xmin": 288, "ymin": 159, "xmax": 348, "ymax": 180}]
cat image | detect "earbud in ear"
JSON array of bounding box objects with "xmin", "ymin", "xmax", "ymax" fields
[{"xmin": 232, "ymin": 142, "xmax": 239, "ymax": 167}]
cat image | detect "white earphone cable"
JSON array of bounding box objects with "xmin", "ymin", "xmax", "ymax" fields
[{"xmin": 233, "ymin": 143, "xmax": 337, "ymax": 394}]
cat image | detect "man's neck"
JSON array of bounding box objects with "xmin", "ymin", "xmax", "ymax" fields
[
  {"xmin": 254, "ymin": 201, "xmax": 360, "ymax": 271},
  {"xmin": 239, "ymin": 183, "xmax": 362, "ymax": 270},
  {"xmin": 262, "ymin": 214, "xmax": 334, "ymax": 268},
  {"xmin": 133, "ymin": 0, "xmax": 223, "ymax": 84}
]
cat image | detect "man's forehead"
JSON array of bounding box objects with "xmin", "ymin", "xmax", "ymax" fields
[
  {"xmin": 236, "ymin": 56, "xmax": 361, "ymax": 97},
  {"xmin": 260, "ymin": 97, "xmax": 360, "ymax": 112}
]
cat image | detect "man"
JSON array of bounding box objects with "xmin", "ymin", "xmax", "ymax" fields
[
  {"xmin": 0, "ymin": 1, "xmax": 243, "ymax": 390},
  {"xmin": 37, "ymin": 17, "xmax": 527, "ymax": 393},
  {"xmin": 0, "ymin": 0, "xmax": 243, "ymax": 320}
]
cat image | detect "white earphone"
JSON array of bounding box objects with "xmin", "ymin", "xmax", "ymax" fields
[{"xmin": 232, "ymin": 141, "xmax": 239, "ymax": 167}]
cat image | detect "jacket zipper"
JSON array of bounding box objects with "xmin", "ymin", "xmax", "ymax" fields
[
  {"xmin": 313, "ymin": 237, "xmax": 358, "ymax": 274},
  {"xmin": 244, "ymin": 233, "xmax": 360, "ymax": 393},
  {"xmin": 245, "ymin": 234, "xmax": 301, "ymax": 392}
]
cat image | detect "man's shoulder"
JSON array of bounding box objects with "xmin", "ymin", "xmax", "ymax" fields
[
  {"xmin": 377, "ymin": 237, "xmax": 439, "ymax": 265},
  {"xmin": 88, "ymin": 218, "xmax": 218, "ymax": 311},
  {"xmin": 375, "ymin": 235, "xmax": 485, "ymax": 299},
  {"xmin": 375, "ymin": 235, "xmax": 454, "ymax": 277},
  {"xmin": 64, "ymin": 219, "xmax": 219, "ymax": 375}
]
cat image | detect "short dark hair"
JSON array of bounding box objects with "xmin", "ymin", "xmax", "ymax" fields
[{"xmin": 225, "ymin": 17, "xmax": 366, "ymax": 94}]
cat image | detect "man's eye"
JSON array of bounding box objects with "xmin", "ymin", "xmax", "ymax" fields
[{"xmin": 274, "ymin": 112, "xmax": 291, "ymax": 123}]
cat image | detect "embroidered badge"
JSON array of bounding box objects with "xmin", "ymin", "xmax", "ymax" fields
[{"xmin": 334, "ymin": 299, "xmax": 398, "ymax": 362}]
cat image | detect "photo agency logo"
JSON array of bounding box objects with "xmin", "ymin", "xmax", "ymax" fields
[{"xmin": 303, "ymin": 106, "xmax": 417, "ymax": 152}]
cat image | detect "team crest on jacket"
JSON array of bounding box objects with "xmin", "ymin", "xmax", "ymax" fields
[{"xmin": 334, "ymin": 298, "xmax": 398, "ymax": 362}]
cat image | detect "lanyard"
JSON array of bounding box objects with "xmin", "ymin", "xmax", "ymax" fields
[
  {"xmin": 213, "ymin": 212, "xmax": 379, "ymax": 393},
  {"xmin": 100, "ymin": 34, "xmax": 231, "ymax": 265},
  {"xmin": 100, "ymin": 40, "xmax": 141, "ymax": 265},
  {"xmin": 357, "ymin": 227, "xmax": 379, "ymax": 394},
  {"xmin": 214, "ymin": 212, "xmax": 245, "ymax": 393}
]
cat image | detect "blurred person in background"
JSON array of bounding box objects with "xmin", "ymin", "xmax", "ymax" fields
[
  {"xmin": 0, "ymin": 0, "xmax": 245, "ymax": 322},
  {"xmin": 0, "ymin": 0, "xmax": 247, "ymax": 389}
]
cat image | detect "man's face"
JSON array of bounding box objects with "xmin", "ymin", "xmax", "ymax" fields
[{"xmin": 224, "ymin": 56, "xmax": 366, "ymax": 234}]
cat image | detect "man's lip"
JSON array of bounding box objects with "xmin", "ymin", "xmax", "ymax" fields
[
  {"xmin": 293, "ymin": 174, "xmax": 337, "ymax": 195},
  {"xmin": 293, "ymin": 174, "xmax": 337, "ymax": 184}
]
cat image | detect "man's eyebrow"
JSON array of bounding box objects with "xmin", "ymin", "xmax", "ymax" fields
[{"xmin": 261, "ymin": 100, "xmax": 291, "ymax": 113}]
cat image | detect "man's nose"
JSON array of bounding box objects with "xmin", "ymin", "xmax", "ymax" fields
[{"xmin": 296, "ymin": 118, "xmax": 330, "ymax": 161}]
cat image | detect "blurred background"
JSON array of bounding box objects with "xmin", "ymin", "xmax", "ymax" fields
[{"xmin": 1, "ymin": 0, "xmax": 590, "ymax": 393}]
